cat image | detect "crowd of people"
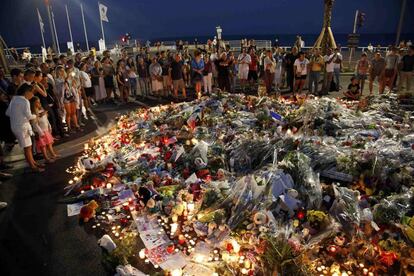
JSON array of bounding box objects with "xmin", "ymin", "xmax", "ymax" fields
[{"xmin": 0, "ymin": 40, "xmax": 413, "ymax": 209}]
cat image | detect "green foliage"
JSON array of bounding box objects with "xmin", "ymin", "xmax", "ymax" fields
[{"xmin": 261, "ymin": 235, "xmax": 308, "ymax": 276}]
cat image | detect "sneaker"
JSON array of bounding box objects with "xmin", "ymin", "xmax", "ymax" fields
[{"xmin": 0, "ymin": 202, "xmax": 7, "ymax": 210}]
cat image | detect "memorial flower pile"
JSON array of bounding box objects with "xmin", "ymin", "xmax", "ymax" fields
[{"xmin": 65, "ymin": 93, "xmax": 414, "ymax": 276}]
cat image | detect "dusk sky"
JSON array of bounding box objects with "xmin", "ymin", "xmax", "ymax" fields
[{"xmin": 0, "ymin": 0, "xmax": 413, "ymax": 48}]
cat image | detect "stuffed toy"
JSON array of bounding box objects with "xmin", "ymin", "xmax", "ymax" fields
[{"xmin": 79, "ymin": 200, "xmax": 99, "ymax": 223}]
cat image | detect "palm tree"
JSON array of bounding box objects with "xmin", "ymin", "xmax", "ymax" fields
[{"xmin": 314, "ymin": 0, "xmax": 337, "ymax": 54}]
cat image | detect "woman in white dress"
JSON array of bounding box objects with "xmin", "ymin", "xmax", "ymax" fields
[{"xmin": 6, "ymin": 83, "xmax": 44, "ymax": 172}]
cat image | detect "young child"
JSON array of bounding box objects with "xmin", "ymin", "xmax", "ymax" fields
[
  {"xmin": 344, "ymin": 76, "xmax": 361, "ymax": 100},
  {"xmin": 30, "ymin": 96, "xmax": 59, "ymax": 163}
]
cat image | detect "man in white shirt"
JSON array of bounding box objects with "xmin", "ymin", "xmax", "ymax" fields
[
  {"xmin": 237, "ymin": 48, "xmax": 251, "ymax": 92},
  {"xmin": 6, "ymin": 83, "xmax": 43, "ymax": 172},
  {"xmin": 333, "ymin": 48, "xmax": 342, "ymax": 91},
  {"xmin": 323, "ymin": 48, "xmax": 336, "ymax": 94},
  {"xmin": 293, "ymin": 52, "xmax": 310, "ymax": 95}
]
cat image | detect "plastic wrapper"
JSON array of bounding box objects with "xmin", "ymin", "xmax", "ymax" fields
[
  {"xmin": 279, "ymin": 152, "xmax": 322, "ymax": 209},
  {"xmin": 227, "ymin": 139, "xmax": 276, "ymax": 173},
  {"xmin": 373, "ymin": 189, "xmax": 414, "ymax": 225},
  {"xmin": 329, "ymin": 185, "xmax": 360, "ymax": 233}
]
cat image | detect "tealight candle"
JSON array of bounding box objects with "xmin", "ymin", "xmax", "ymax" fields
[
  {"xmin": 170, "ymin": 268, "xmax": 182, "ymax": 276},
  {"xmin": 139, "ymin": 249, "xmax": 146, "ymax": 259},
  {"xmin": 170, "ymin": 223, "xmax": 178, "ymax": 235}
]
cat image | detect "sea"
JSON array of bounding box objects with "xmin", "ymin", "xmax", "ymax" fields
[{"xmin": 17, "ymin": 33, "xmax": 414, "ymax": 53}]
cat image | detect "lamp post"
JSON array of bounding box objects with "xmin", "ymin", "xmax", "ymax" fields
[{"xmin": 216, "ymin": 26, "xmax": 222, "ymax": 50}]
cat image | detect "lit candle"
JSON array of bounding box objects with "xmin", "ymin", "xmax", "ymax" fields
[
  {"xmin": 139, "ymin": 249, "xmax": 146, "ymax": 259},
  {"xmin": 187, "ymin": 202, "xmax": 195, "ymax": 213},
  {"xmin": 170, "ymin": 223, "xmax": 178, "ymax": 235},
  {"xmin": 170, "ymin": 268, "xmax": 182, "ymax": 276}
]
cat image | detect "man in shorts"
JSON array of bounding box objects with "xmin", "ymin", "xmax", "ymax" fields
[
  {"xmin": 293, "ymin": 51, "xmax": 310, "ymax": 95},
  {"xmin": 237, "ymin": 48, "xmax": 251, "ymax": 92},
  {"xmin": 169, "ymin": 53, "xmax": 186, "ymax": 99},
  {"xmin": 369, "ymin": 51, "xmax": 386, "ymax": 94},
  {"xmin": 356, "ymin": 52, "xmax": 370, "ymax": 93}
]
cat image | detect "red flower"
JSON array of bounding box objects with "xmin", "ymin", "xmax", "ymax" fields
[
  {"xmin": 196, "ymin": 169, "xmax": 210, "ymax": 179},
  {"xmin": 166, "ymin": 244, "xmax": 175, "ymax": 254},
  {"xmin": 379, "ymin": 251, "xmax": 398, "ymax": 267},
  {"xmin": 226, "ymin": 242, "xmax": 233, "ymax": 252},
  {"xmin": 164, "ymin": 151, "xmax": 172, "ymax": 161},
  {"xmin": 297, "ymin": 210, "xmax": 305, "ymax": 220}
]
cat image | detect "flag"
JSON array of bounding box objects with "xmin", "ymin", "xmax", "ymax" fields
[
  {"xmin": 357, "ymin": 11, "xmax": 366, "ymax": 28},
  {"xmin": 99, "ymin": 3, "xmax": 108, "ymax": 22},
  {"xmin": 37, "ymin": 9, "xmax": 44, "ymax": 33}
]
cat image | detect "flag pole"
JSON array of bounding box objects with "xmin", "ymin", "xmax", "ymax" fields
[
  {"xmin": 348, "ymin": 10, "xmax": 359, "ymax": 68},
  {"xmin": 80, "ymin": 3, "xmax": 89, "ymax": 51},
  {"xmin": 45, "ymin": 3, "xmax": 57, "ymax": 53},
  {"xmin": 65, "ymin": 5, "xmax": 73, "ymax": 44},
  {"xmin": 37, "ymin": 9, "xmax": 46, "ymax": 49},
  {"xmin": 51, "ymin": 7, "xmax": 60, "ymax": 54},
  {"xmin": 395, "ymin": 0, "xmax": 407, "ymax": 46}
]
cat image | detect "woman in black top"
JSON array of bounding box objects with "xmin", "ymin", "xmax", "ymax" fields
[
  {"xmin": 40, "ymin": 74, "xmax": 65, "ymax": 138},
  {"xmin": 215, "ymin": 52, "xmax": 232, "ymax": 92}
]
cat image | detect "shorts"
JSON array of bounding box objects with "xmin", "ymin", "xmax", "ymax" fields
[
  {"xmin": 357, "ymin": 74, "xmax": 367, "ymax": 80},
  {"xmin": 36, "ymin": 130, "xmax": 54, "ymax": 152},
  {"xmin": 12, "ymin": 125, "xmax": 32, "ymax": 149},
  {"xmin": 369, "ymin": 73, "xmax": 382, "ymax": 81},
  {"xmin": 173, "ymin": 79, "xmax": 185, "ymax": 91},
  {"xmin": 384, "ymin": 69, "xmax": 395, "ymax": 78},
  {"xmin": 238, "ymin": 67, "xmax": 249, "ymax": 80},
  {"xmin": 162, "ymin": 75, "xmax": 170, "ymax": 88},
  {"xmin": 84, "ymin": 87, "xmax": 94, "ymax": 97},
  {"xmin": 296, "ymin": 75, "xmax": 307, "ymax": 80},
  {"xmin": 151, "ymin": 79, "xmax": 163, "ymax": 91},
  {"xmin": 248, "ymin": 70, "xmax": 258, "ymax": 81},
  {"xmin": 104, "ymin": 76, "xmax": 114, "ymax": 88}
]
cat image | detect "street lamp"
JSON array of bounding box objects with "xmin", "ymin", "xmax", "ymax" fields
[{"xmin": 216, "ymin": 26, "xmax": 222, "ymax": 40}]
